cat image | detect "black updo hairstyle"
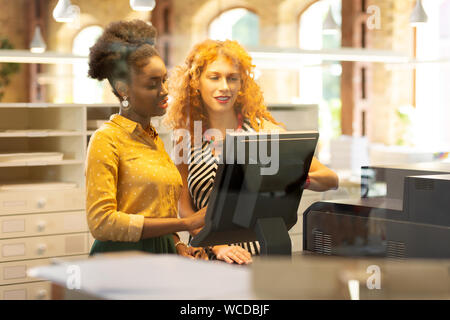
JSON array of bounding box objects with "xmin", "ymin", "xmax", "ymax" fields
[{"xmin": 88, "ymin": 19, "xmax": 159, "ymax": 98}]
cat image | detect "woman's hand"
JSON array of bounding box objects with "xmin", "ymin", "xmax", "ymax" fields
[
  {"xmin": 306, "ymin": 157, "xmax": 339, "ymax": 191},
  {"xmin": 183, "ymin": 206, "xmax": 207, "ymax": 231},
  {"xmin": 213, "ymin": 245, "xmax": 252, "ymax": 265},
  {"xmin": 176, "ymin": 243, "xmax": 209, "ymax": 260}
]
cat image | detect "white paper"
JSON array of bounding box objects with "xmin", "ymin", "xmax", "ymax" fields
[
  {"xmin": 4, "ymin": 265, "xmax": 27, "ymax": 280},
  {"xmin": 3, "ymin": 289, "xmax": 26, "ymax": 300},
  {"xmin": 2, "ymin": 219, "xmax": 25, "ymax": 233},
  {"xmin": 0, "ymin": 152, "xmax": 63, "ymax": 163},
  {"xmin": 0, "ymin": 181, "xmax": 77, "ymax": 191},
  {"xmin": 2, "ymin": 243, "xmax": 25, "ymax": 257}
]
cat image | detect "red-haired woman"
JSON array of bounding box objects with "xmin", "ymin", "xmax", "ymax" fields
[{"xmin": 166, "ymin": 40, "xmax": 338, "ymax": 264}]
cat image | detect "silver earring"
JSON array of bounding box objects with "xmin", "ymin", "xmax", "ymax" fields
[{"xmin": 121, "ymin": 96, "xmax": 129, "ymax": 109}]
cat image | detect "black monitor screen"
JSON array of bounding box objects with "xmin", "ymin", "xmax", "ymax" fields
[{"xmin": 190, "ymin": 131, "xmax": 319, "ymax": 255}]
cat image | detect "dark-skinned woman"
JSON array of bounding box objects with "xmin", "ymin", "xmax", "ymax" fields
[{"xmin": 86, "ymin": 20, "xmax": 206, "ymax": 258}]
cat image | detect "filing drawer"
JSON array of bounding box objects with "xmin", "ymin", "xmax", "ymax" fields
[
  {"xmin": 288, "ymin": 215, "xmax": 303, "ymax": 235},
  {"xmin": 0, "ymin": 189, "xmax": 84, "ymax": 216},
  {"xmin": 0, "ymin": 255, "xmax": 88, "ymax": 286},
  {"xmin": 289, "ymin": 216, "xmax": 303, "ymax": 253},
  {"xmin": 0, "ymin": 211, "xmax": 88, "ymax": 239},
  {"xmin": 0, "ymin": 233, "xmax": 89, "ymax": 262},
  {"xmin": 298, "ymin": 191, "xmax": 322, "ymax": 215},
  {"xmin": 290, "ymin": 234, "xmax": 303, "ymax": 253},
  {"xmin": 0, "ymin": 281, "xmax": 51, "ymax": 300}
]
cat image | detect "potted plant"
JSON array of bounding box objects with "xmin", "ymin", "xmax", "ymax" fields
[{"xmin": 0, "ymin": 38, "xmax": 21, "ymax": 101}]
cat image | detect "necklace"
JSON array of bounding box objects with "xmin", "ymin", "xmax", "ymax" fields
[
  {"xmin": 204, "ymin": 113, "xmax": 244, "ymax": 158},
  {"xmin": 204, "ymin": 113, "xmax": 243, "ymax": 146}
]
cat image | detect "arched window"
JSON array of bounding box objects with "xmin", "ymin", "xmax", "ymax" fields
[
  {"xmin": 298, "ymin": 0, "xmax": 342, "ymax": 160},
  {"xmin": 414, "ymin": 0, "xmax": 450, "ymax": 150},
  {"xmin": 72, "ymin": 26, "xmax": 104, "ymax": 103},
  {"xmin": 208, "ymin": 8, "xmax": 259, "ymax": 47}
]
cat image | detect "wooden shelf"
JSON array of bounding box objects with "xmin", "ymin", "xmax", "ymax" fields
[
  {"xmin": 0, "ymin": 160, "xmax": 84, "ymax": 168},
  {"xmin": 0, "ymin": 102, "xmax": 114, "ymax": 299},
  {"xmin": 0, "ymin": 130, "xmax": 83, "ymax": 138}
]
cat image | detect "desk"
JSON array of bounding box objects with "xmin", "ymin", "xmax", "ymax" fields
[
  {"xmin": 28, "ymin": 252, "xmax": 450, "ymax": 300},
  {"xmin": 29, "ymin": 251, "xmax": 255, "ymax": 300},
  {"xmin": 253, "ymin": 254, "xmax": 450, "ymax": 299}
]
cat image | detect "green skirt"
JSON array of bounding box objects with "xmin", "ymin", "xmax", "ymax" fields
[{"xmin": 89, "ymin": 234, "xmax": 177, "ymax": 256}]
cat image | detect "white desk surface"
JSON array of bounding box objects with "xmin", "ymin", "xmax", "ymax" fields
[
  {"xmin": 28, "ymin": 252, "xmax": 450, "ymax": 300},
  {"xmin": 28, "ymin": 252, "xmax": 256, "ymax": 300}
]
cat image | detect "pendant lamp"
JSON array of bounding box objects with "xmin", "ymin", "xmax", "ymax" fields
[
  {"xmin": 30, "ymin": 26, "xmax": 46, "ymax": 53},
  {"xmin": 323, "ymin": 5, "xmax": 339, "ymax": 34},
  {"xmin": 130, "ymin": 0, "xmax": 156, "ymax": 12},
  {"xmin": 410, "ymin": 0, "xmax": 428, "ymax": 26}
]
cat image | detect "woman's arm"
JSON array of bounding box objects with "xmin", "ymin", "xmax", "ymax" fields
[
  {"xmin": 307, "ymin": 157, "xmax": 339, "ymax": 192},
  {"xmin": 260, "ymin": 119, "xmax": 339, "ymax": 192},
  {"xmin": 140, "ymin": 210, "xmax": 205, "ymax": 239},
  {"xmin": 172, "ymin": 233, "xmax": 208, "ymax": 260},
  {"xmin": 177, "ymin": 163, "xmax": 252, "ymax": 264},
  {"xmin": 86, "ymin": 131, "xmax": 204, "ymax": 242},
  {"xmin": 177, "ymin": 163, "xmax": 205, "ymax": 237}
]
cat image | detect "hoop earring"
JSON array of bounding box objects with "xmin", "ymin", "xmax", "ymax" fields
[{"xmin": 121, "ymin": 96, "xmax": 129, "ymax": 109}]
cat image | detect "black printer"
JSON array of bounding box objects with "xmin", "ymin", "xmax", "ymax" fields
[{"xmin": 303, "ymin": 163, "xmax": 450, "ymax": 259}]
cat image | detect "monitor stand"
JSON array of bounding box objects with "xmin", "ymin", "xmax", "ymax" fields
[{"xmin": 255, "ymin": 217, "xmax": 292, "ymax": 256}]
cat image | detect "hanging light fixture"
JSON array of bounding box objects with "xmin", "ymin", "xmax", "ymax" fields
[
  {"xmin": 30, "ymin": 25, "xmax": 46, "ymax": 53},
  {"xmin": 53, "ymin": 0, "xmax": 79, "ymax": 23},
  {"xmin": 323, "ymin": 5, "xmax": 340, "ymax": 34},
  {"xmin": 130, "ymin": 0, "xmax": 156, "ymax": 12},
  {"xmin": 410, "ymin": 0, "xmax": 428, "ymax": 26}
]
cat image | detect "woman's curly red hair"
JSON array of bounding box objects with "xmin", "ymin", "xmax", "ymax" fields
[{"xmin": 165, "ymin": 39, "xmax": 278, "ymax": 135}]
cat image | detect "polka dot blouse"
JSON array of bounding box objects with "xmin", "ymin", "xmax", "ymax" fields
[{"xmin": 85, "ymin": 114, "xmax": 182, "ymax": 242}]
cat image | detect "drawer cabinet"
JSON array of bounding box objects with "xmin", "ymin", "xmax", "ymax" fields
[
  {"xmin": 0, "ymin": 103, "xmax": 321, "ymax": 297},
  {"xmin": 0, "ymin": 281, "xmax": 52, "ymax": 300},
  {"xmin": 0, "ymin": 254, "xmax": 88, "ymax": 286},
  {"xmin": 1, "ymin": 233, "xmax": 89, "ymax": 262},
  {"xmin": 0, "ymin": 211, "xmax": 88, "ymax": 239},
  {"xmin": 0, "ymin": 103, "xmax": 122, "ymax": 299},
  {"xmin": 0, "ymin": 189, "xmax": 85, "ymax": 216}
]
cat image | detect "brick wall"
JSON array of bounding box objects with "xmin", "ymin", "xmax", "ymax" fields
[
  {"xmin": 0, "ymin": 0, "xmax": 417, "ymax": 147},
  {"xmin": 368, "ymin": 0, "xmax": 414, "ymax": 145},
  {"xmin": 46, "ymin": 0, "xmax": 150, "ymax": 103},
  {"xmin": 0, "ymin": 0, "xmax": 316, "ymax": 104},
  {"xmin": 172, "ymin": 0, "xmax": 317, "ymax": 104}
]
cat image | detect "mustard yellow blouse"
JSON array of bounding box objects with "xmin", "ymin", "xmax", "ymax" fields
[{"xmin": 85, "ymin": 114, "xmax": 182, "ymax": 242}]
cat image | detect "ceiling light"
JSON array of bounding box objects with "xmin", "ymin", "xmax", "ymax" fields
[
  {"xmin": 30, "ymin": 26, "xmax": 46, "ymax": 53},
  {"xmin": 323, "ymin": 5, "xmax": 340, "ymax": 35},
  {"xmin": 248, "ymin": 47, "xmax": 411, "ymax": 70},
  {"xmin": 410, "ymin": 0, "xmax": 428, "ymax": 26},
  {"xmin": 130, "ymin": 0, "xmax": 156, "ymax": 12},
  {"xmin": 53, "ymin": 0, "xmax": 79, "ymax": 23}
]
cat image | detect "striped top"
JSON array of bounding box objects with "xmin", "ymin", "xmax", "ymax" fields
[{"xmin": 187, "ymin": 119, "xmax": 260, "ymax": 255}]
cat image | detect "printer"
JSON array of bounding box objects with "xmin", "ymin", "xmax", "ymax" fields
[{"xmin": 303, "ymin": 163, "xmax": 450, "ymax": 259}]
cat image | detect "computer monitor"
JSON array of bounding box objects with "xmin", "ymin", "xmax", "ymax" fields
[{"xmin": 190, "ymin": 131, "xmax": 319, "ymax": 256}]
